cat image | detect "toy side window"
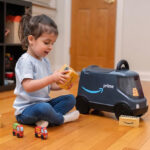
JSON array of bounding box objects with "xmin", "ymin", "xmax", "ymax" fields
[{"xmin": 117, "ymin": 76, "xmax": 144, "ymax": 99}]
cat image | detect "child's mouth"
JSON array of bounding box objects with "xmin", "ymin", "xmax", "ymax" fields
[{"xmin": 44, "ymin": 51, "xmax": 49, "ymax": 55}]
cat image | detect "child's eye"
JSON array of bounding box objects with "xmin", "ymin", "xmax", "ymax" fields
[{"xmin": 44, "ymin": 42, "xmax": 50, "ymax": 45}]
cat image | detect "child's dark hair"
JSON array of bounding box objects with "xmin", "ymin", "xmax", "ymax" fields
[{"xmin": 19, "ymin": 14, "xmax": 58, "ymax": 50}]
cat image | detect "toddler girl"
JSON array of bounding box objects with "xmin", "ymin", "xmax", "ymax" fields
[{"xmin": 13, "ymin": 14, "xmax": 79, "ymax": 128}]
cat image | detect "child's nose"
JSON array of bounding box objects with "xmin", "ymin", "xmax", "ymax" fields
[{"xmin": 49, "ymin": 44, "xmax": 53, "ymax": 50}]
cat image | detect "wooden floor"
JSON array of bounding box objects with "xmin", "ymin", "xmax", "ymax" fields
[{"xmin": 0, "ymin": 81, "xmax": 150, "ymax": 150}]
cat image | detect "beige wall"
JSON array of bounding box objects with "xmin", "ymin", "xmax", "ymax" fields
[
  {"xmin": 54, "ymin": 0, "xmax": 71, "ymax": 70},
  {"xmin": 115, "ymin": 0, "xmax": 150, "ymax": 81}
]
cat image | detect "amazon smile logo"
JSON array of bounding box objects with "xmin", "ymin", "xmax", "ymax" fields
[{"xmin": 81, "ymin": 86, "xmax": 103, "ymax": 94}]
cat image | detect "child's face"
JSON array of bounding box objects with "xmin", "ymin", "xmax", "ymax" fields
[{"xmin": 28, "ymin": 32, "xmax": 57, "ymax": 59}]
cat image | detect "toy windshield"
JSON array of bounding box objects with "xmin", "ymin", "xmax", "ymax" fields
[{"xmin": 117, "ymin": 76, "xmax": 144, "ymax": 98}]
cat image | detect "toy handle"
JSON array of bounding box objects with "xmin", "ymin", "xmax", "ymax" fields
[{"xmin": 116, "ymin": 59, "xmax": 129, "ymax": 71}]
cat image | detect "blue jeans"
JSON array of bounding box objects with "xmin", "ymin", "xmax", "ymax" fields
[{"xmin": 16, "ymin": 94, "xmax": 76, "ymax": 126}]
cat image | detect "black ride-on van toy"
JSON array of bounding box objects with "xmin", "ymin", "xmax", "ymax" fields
[{"xmin": 76, "ymin": 60, "xmax": 148, "ymax": 119}]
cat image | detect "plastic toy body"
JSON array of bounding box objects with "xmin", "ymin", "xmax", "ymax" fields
[
  {"xmin": 76, "ymin": 60, "xmax": 148, "ymax": 119},
  {"xmin": 13, "ymin": 123, "xmax": 24, "ymax": 138},
  {"xmin": 35, "ymin": 126, "xmax": 48, "ymax": 139},
  {"xmin": 58, "ymin": 64, "xmax": 78, "ymax": 89}
]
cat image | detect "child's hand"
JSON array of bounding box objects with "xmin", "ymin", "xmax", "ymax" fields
[{"xmin": 51, "ymin": 70, "xmax": 69, "ymax": 84}]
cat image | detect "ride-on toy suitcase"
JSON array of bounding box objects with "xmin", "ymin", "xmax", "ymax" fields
[{"xmin": 76, "ymin": 60, "xmax": 148, "ymax": 119}]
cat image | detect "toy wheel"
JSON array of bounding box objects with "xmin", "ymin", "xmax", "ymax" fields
[
  {"xmin": 41, "ymin": 135, "xmax": 45, "ymax": 140},
  {"xmin": 35, "ymin": 133, "xmax": 38, "ymax": 138},
  {"xmin": 114, "ymin": 103, "xmax": 133, "ymax": 120},
  {"xmin": 76, "ymin": 96, "xmax": 90, "ymax": 114},
  {"xmin": 12, "ymin": 131, "xmax": 16, "ymax": 136},
  {"xmin": 17, "ymin": 133, "xmax": 20, "ymax": 138},
  {"xmin": 137, "ymin": 114, "xmax": 143, "ymax": 117}
]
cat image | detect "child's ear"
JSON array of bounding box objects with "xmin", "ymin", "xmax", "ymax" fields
[{"xmin": 28, "ymin": 35, "xmax": 35, "ymax": 44}]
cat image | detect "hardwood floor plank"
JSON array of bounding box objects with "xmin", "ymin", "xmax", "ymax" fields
[{"xmin": 0, "ymin": 81, "xmax": 150, "ymax": 150}]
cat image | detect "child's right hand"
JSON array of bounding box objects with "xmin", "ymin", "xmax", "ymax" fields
[{"xmin": 51, "ymin": 70, "xmax": 70, "ymax": 84}]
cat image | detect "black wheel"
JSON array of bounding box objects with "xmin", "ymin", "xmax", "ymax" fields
[
  {"xmin": 76, "ymin": 96, "xmax": 90, "ymax": 114},
  {"xmin": 12, "ymin": 131, "xmax": 16, "ymax": 136},
  {"xmin": 17, "ymin": 133, "xmax": 20, "ymax": 138},
  {"xmin": 35, "ymin": 133, "xmax": 38, "ymax": 138},
  {"xmin": 41, "ymin": 135, "xmax": 45, "ymax": 140},
  {"xmin": 114, "ymin": 103, "xmax": 133, "ymax": 120},
  {"xmin": 137, "ymin": 114, "xmax": 143, "ymax": 117}
]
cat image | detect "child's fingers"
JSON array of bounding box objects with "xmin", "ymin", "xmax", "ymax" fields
[
  {"xmin": 62, "ymin": 70, "xmax": 69, "ymax": 74},
  {"xmin": 58, "ymin": 79, "xmax": 66, "ymax": 85},
  {"xmin": 60, "ymin": 76, "xmax": 68, "ymax": 83},
  {"xmin": 61, "ymin": 73, "xmax": 70, "ymax": 79}
]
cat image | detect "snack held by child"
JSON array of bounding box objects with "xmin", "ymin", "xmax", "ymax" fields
[
  {"xmin": 13, "ymin": 14, "xmax": 79, "ymax": 129},
  {"xmin": 57, "ymin": 64, "xmax": 78, "ymax": 89}
]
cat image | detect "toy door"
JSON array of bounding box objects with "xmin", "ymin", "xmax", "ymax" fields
[{"xmin": 70, "ymin": 0, "xmax": 116, "ymax": 71}]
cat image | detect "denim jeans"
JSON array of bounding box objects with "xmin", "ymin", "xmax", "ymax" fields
[{"xmin": 16, "ymin": 94, "xmax": 76, "ymax": 126}]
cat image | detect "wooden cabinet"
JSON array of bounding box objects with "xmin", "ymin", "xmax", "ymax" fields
[{"xmin": 0, "ymin": 0, "xmax": 32, "ymax": 91}]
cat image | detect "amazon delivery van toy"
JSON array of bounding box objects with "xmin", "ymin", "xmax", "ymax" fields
[
  {"xmin": 57, "ymin": 64, "xmax": 78, "ymax": 90},
  {"xmin": 76, "ymin": 60, "xmax": 148, "ymax": 119}
]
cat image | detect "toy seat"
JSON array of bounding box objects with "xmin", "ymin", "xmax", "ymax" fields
[{"xmin": 84, "ymin": 65, "xmax": 113, "ymax": 74}]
